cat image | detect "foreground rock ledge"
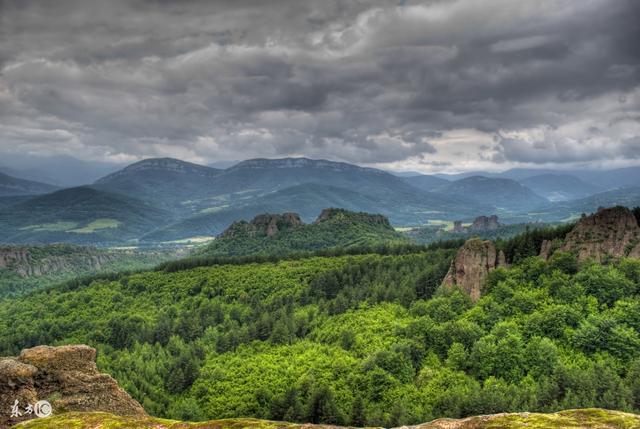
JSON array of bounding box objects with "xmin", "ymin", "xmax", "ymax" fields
[
  {"xmin": 12, "ymin": 409, "xmax": 640, "ymax": 429},
  {"xmin": 0, "ymin": 345, "xmax": 145, "ymax": 428}
]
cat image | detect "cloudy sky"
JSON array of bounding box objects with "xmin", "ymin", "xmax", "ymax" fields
[{"xmin": 1, "ymin": 0, "xmax": 639, "ymax": 173}]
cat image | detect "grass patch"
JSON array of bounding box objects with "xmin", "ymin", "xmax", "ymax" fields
[
  {"xmin": 20, "ymin": 221, "xmax": 78, "ymax": 232},
  {"xmin": 69, "ymin": 218, "xmax": 121, "ymax": 234}
]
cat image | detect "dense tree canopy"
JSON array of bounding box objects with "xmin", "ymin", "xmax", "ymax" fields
[{"xmin": 1, "ymin": 232, "xmax": 639, "ymax": 426}]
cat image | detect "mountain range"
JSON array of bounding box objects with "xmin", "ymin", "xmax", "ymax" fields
[
  {"xmin": 1, "ymin": 157, "xmax": 639, "ymax": 245},
  {"xmin": 0, "ymin": 171, "xmax": 59, "ymax": 196}
]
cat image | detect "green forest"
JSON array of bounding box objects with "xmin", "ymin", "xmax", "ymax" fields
[{"xmin": 1, "ymin": 226, "xmax": 640, "ymax": 427}]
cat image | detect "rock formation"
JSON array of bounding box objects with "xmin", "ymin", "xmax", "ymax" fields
[
  {"xmin": 442, "ymin": 238, "xmax": 505, "ymax": 301},
  {"xmin": 0, "ymin": 248, "xmax": 29, "ymax": 269},
  {"xmin": 450, "ymin": 215, "xmax": 500, "ymax": 233},
  {"xmin": 219, "ymin": 212, "xmax": 303, "ymax": 239},
  {"xmin": 542, "ymin": 206, "xmax": 640, "ymax": 262},
  {"xmin": 452, "ymin": 221, "xmax": 464, "ymax": 233},
  {"xmin": 0, "ymin": 345, "xmax": 145, "ymax": 427},
  {"xmin": 470, "ymin": 215, "xmax": 500, "ymax": 231},
  {"xmin": 0, "ymin": 246, "xmax": 117, "ymax": 278}
]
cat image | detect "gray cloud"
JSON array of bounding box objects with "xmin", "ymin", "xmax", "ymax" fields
[{"xmin": 0, "ymin": 0, "xmax": 639, "ymax": 171}]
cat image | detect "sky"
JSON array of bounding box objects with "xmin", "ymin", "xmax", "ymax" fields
[{"xmin": 0, "ymin": 0, "xmax": 639, "ymax": 173}]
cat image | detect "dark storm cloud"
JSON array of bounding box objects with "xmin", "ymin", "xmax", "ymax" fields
[{"xmin": 0, "ymin": 0, "xmax": 638, "ymax": 169}]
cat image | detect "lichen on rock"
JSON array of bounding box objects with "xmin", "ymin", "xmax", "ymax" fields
[{"xmin": 1, "ymin": 345, "xmax": 145, "ymax": 427}]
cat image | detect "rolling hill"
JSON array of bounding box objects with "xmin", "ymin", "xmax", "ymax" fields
[
  {"xmin": 199, "ymin": 208, "xmax": 407, "ymax": 257},
  {"xmin": 0, "ymin": 187, "xmax": 171, "ymax": 244},
  {"xmin": 529, "ymin": 186, "xmax": 640, "ymax": 222},
  {"xmin": 434, "ymin": 166, "xmax": 640, "ymax": 191},
  {"xmin": 432, "ymin": 176, "xmax": 548, "ymax": 212},
  {"xmin": 143, "ymin": 183, "xmax": 489, "ymax": 241},
  {"xmin": 0, "ymin": 172, "xmax": 58, "ymax": 196},
  {"xmin": 95, "ymin": 157, "xmax": 483, "ymax": 225},
  {"xmin": 518, "ymin": 174, "xmax": 603, "ymax": 201},
  {"xmin": 403, "ymin": 174, "xmax": 450, "ymax": 192}
]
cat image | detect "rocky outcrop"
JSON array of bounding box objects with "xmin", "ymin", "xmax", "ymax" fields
[
  {"xmin": 0, "ymin": 345, "xmax": 145, "ymax": 427},
  {"xmin": 545, "ymin": 206, "xmax": 640, "ymax": 262},
  {"xmin": 470, "ymin": 215, "xmax": 500, "ymax": 231},
  {"xmin": 442, "ymin": 238, "xmax": 505, "ymax": 301},
  {"xmin": 630, "ymin": 243, "xmax": 640, "ymax": 259},
  {"xmin": 0, "ymin": 246, "xmax": 117, "ymax": 278},
  {"xmin": 450, "ymin": 215, "xmax": 500, "ymax": 233},
  {"xmin": 0, "ymin": 248, "xmax": 29, "ymax": 268},
  {"xmin": 219, "ymin": 212, "xmax": 303, "ymax": 239}
]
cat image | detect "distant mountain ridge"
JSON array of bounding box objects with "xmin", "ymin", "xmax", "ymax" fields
[
  {"xmin": 96, "ymin": 157, "xmax": 221, "ymax": 182},
  {"xmin": 519, "ymin": 174, "xmax": 603, "ymax": 201},
  {"xmin": 432, "ymin": 175, "xmax": 548, "ymax": 212},
  {"xmin": 433, "ymin": 166, "xmax": 640, "ymax": 190},
  {"xmin": 2, "ymin": 156, "xmax": 640, "ymax": 244},
  {"xmin": 0, "ymin": 171, "xmax": 58, "ymax": 196},
  {"xmin": 94, "ymin": 158, "xmax": 222, "ymax": 214}
]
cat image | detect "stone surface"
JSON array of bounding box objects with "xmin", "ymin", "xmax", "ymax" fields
[
  {"xmin": 0, "ymin": 345, "xmax": 145, "ymax": 428},
  {"xmin": 0, "ymin": 246, "xmax": 117, "ymax": 278},
  {"xmin": 442, "ymin": 238, "xmax": 504, "ymax": 301},
  {"xmin": 554, "ymin": 206, "xmax": 640, "ymax": 262},
  {"xmin": 219, "ymin": 212, "xmax": 303, "ymax": 239},
  {"xmin": 0, "ymin": 248, "xmax": 29, "ymax": 269},
  {"xmin": 469, "ymin": 215, "xmax": 500, "ymax": 231},
  {"xmin": 14, "ymin": 408, "xmax": 640, "ymax": 429}
]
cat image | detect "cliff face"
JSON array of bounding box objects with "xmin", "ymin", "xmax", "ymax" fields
[
  {"xmin": 0, "ymin": 345, "xmax": 145, "ymax": 427},
  {"xmin": 442, "ymin": 238, "xmax": 505, "ymax": 301},
  {"xmin": 0, "ymin": 248, "xmax": 29, "ymax": 269},
  {"xmin": 0, "ymin": 246, "xmax": 117, "ymax": 278},
  {"xmin": 219, "ymin": 213, "xmax": 303, "ymax": 239},
  {"xmin": 541, "ymin": 206, "xmax": 640, "ymax": 262},
  {"xmin": 470, "ymin": 215, "xmax": 500, "ymax": 231}
]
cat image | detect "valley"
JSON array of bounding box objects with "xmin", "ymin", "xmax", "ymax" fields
[
  {"xmin": 2, "ymin": 206, "xmax": 640, "ymax": 428},
  {"xmin": 2, "ymin": 160, "xmax": 640, "ymax": 429},
  {"xmin": 2, "ymin": 157, "xmax": 640, "ymax": 247},
  {"xmin": 3, "ymin": 3, "xmax": 639, "ymax": 427}
]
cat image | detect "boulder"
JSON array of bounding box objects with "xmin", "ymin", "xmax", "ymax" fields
[{"xmin": 0, "ymin": 345, "xmax": 145, "ymax": 427}]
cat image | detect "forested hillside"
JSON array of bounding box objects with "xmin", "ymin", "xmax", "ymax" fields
[
  {"xmin": 1, "ymin": 230, "xmax": 639, "ymax": 426},
  {"xmin": 200, "ymin": 208, "xmax": 407, "ymax": 257}
]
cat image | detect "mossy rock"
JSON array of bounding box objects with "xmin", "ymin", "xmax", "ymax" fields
[
  {"xmin": 13, "ymin": 413, "xmax": 310, "ymax": 429},
  {"xmin": 13, "ymin": 409, "xmax": 640, "ymax": 429},
  {"xmin": 418, "ymin": 408, "xmax": 640, "ymax": 428}
]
